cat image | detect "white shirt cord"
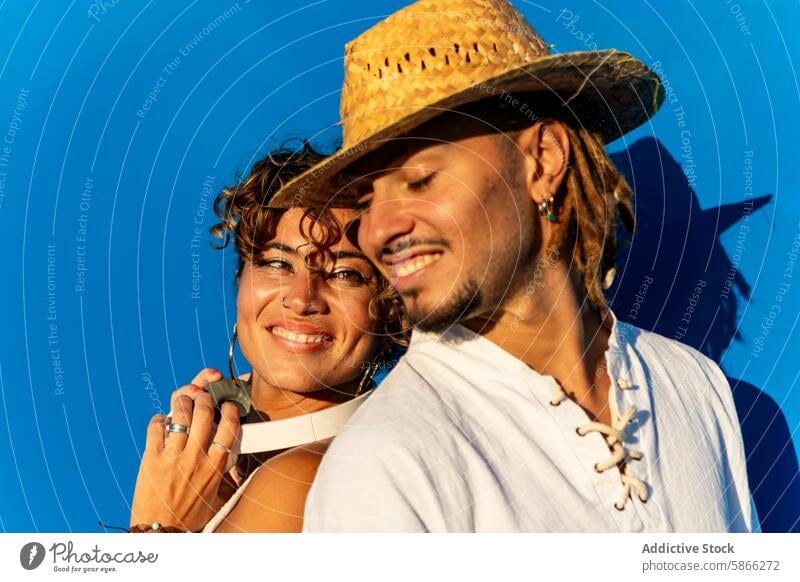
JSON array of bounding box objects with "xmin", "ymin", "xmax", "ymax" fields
[{"xmin": 551, "ymin": 383, "xmax": 649, "ymax": 510}]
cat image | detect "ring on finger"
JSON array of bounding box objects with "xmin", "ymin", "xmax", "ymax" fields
[
  {"xmin": 211, "ymin": 441, "xmax": 232, "ymax": 454},
  {"xmin": 166, "ymin": 422, "xmax": 190, "ymax": 435}
]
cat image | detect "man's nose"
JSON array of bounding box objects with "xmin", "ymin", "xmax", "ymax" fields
[
  {"xmin": 281, "ymin": 270, "xmax": 327, "ymax": 315},
  {"xmin": 360, "ymin": 196, "xmax": 416, "ymax": 259}
]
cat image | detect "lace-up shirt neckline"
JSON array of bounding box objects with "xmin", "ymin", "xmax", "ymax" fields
[{"xmin": 512, "ymin": 309, "xmax": 652, "ymax": 513}]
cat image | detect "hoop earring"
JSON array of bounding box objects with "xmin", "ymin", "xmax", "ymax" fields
[
  {"xmin": 354, "ymin": 360, "xmax": 378, "ymax": 398},
  {"xmin": 228, "ymin": 323, "xmax": 249, "ymax": 390},
  {"xmin": 538, "ymin": 195, "xmax": 557, "ymax": 222},
  {"xmin": 354, "ymin": 343, "xmax": 391, "ymax": 398},
  {"xmin": 353, "ymin": 342, "xmax": 392, "ymax": 398}
]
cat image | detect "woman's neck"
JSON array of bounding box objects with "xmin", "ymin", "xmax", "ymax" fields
[{"xmin": 247, "ymin": 373, "xmax": 359, "ymax": 422}]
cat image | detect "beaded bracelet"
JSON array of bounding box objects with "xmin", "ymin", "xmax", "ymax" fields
[{"xmin": 128, "ymin": 522, "xmax": 188, "ymax": 533}]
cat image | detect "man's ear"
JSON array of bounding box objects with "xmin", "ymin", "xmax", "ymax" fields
[{"xmin": 516, "ymin": 118, "xmax": 570, "ymax": 204}]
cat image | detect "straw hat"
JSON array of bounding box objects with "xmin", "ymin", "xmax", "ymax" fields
[{"xmin": 269, "ymin": 0, "xmax": 664, "ymax": 209}]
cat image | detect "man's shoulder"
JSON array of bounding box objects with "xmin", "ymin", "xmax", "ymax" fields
[
  {"xmin": 625, "ymin": 321, "xmax": 727, "ymax": 381},
  {"xmin": 621, "ymin": 320, "xmax": 735, "ymax": 413},
  {"xmin": 332, "ymin": 357, "xmax": 451, "ymax": 450},
  {"xmin": 314, "ymin": 347, "xmax": 479, "ymax": 484},
  {"xmin": 304, "ymin": 360, "xmax": 439, "ymax": 531}
]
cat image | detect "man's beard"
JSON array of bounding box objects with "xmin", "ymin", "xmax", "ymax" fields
[{"xmin": 402, "ymin": 277, "xmax": 483, "ymax": 333}]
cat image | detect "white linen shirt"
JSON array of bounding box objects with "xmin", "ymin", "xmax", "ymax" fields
[{"xmin": 304, "ymin": 310, "xmax": 759, "ymax": 532}]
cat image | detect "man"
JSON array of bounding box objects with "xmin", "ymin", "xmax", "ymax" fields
[{"xmin": 271, "ymin": 0, "xmax": 759, "ymax": 532}]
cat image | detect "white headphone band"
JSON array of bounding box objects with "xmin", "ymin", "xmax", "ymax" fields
[{"xmin": 236, "ymin": 390, "xmax": 371, "ymax": 454}]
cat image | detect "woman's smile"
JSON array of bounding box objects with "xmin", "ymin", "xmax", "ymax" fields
[{"xmin": 266, "ymin": 322, "xmax": 334, "ymax": 352}]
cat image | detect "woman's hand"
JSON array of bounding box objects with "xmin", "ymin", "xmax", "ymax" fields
[{"xmin": 130, "ymin": 368, "xmax": 241, "ymax": 532}]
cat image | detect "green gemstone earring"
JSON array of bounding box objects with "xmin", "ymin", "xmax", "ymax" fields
[{"xmin": 538, "ymin": 195, "xmax": 557, "ymax": 222}]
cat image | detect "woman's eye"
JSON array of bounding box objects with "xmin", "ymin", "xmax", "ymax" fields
[
  {"xmin": 408, "ymin": 172, "xmax": 436, "ymax": 192},
  {"xmin": 330, "ymin": 269, "xmax": 367, "ymax": 285},
  {"xmin": 256, "ymin": 258, "xmax": 293, "ymax": 273}
]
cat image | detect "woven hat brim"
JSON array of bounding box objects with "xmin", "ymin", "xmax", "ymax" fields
[{"xmin": 269, "ymin": 49, "xmax": 663, "ymax": 209}]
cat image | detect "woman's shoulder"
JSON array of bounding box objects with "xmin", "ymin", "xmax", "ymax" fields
[
  {"xmin": 256, "ymin": 440, "xmax": 329, "ymax": 482},
  {"xmin": 215, "ymin": 440, "xmax": 330, "ymax": 532}
]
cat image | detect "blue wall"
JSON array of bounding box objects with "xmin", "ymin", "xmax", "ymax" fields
[{"xmin": 1, "ymin": 0, "xmax": 797, "ymax": 532}]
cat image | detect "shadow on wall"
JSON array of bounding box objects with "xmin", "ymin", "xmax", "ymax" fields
[{"xmin": 607, "ymin": 137, "xmax": 799, "ymax": 532}]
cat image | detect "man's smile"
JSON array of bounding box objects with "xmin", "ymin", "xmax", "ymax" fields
[{"xmin": 389, "ymin": 251, "xmax": 443, "ymax": 283}]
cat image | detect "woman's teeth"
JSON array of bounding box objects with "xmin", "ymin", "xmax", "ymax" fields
[
  {"xmin": 271, "ymin": 326, "xmax": 330, "ymax": 344},
  {"xmin": 393, "ymin": 253, "xmax": 441, "ymax": 278}
]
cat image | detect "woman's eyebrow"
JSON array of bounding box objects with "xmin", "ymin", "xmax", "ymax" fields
[
  {"xmin": 334, "ymin": 250, "xmax": 370, "ymax": 262},
  {"xmin": 264, "ymin": 243, "xmax": 368, "ymax": 264},
  {"xmin": 263, "ymin": 242, "xmax": 298, "ymax": 255}
]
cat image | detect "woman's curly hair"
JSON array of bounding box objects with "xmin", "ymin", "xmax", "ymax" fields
[{"xmin": 210, "ymin": 142, "xmax": 407, "ymax": 347}]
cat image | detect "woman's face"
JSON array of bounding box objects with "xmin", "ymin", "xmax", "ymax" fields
[{"xmin": 236, "ymin": 207, "xmax": 382, "ymax": 393}]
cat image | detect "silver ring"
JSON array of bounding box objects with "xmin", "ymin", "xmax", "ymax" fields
[
  {"xmin": 211, "ymin": 441, "xmax": 232, "ymax": 454},
  {"xmin": 280, "ymin": 296, "xmax": 287, "ymax": 307},
  {"xmin": 166, "ymin": 423, "xmax": 190, "ymax": 434}
]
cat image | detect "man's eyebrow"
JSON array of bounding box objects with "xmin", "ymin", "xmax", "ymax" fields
[
  {"xmin": 347, "ymin": 140, "xmax": 439, "ymax": 186},
  {"xmin": 383, "ymin": 140, "xmax": 444, "ymax": 170},
  {"xmin": 382, "ymin": 142, "xmax": 416, "ymax": 170}
]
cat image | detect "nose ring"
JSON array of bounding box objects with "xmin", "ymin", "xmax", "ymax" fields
[{"xmin": 280, "ymin": 296, "xmax": 287, "ymax": 308}]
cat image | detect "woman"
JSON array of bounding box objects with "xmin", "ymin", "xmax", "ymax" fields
[{"xmin": 129, "ymin": 144, "xmax": 405, "ymax": 532}]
